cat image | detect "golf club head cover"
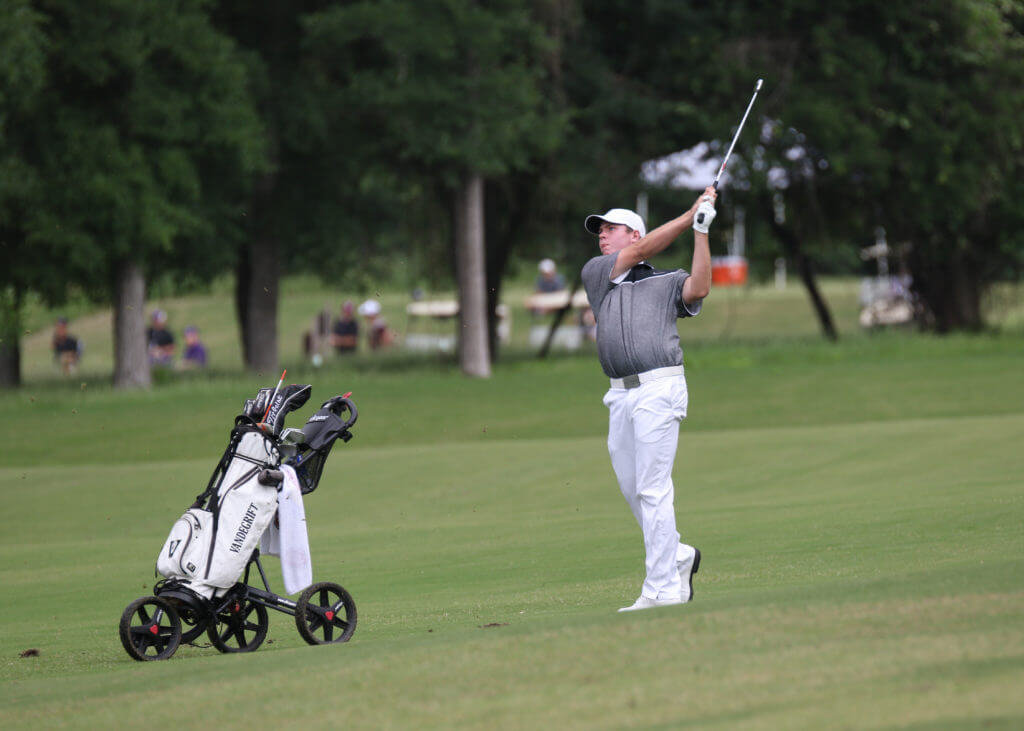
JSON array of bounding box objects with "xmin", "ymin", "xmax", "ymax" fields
[
  {"xmin": 244, "ymin": 388, "xmax": 275, "ymax": 421},
  {"xmin": 264, "ymin": 383, "xmax": 312, "ymax": 434},
  {"xmin": 693, "ymin": 198, "xmax": 717, "ymax": 234},
  {"xmin": 298, "ymin": 401, "xmax": 348, "ymax": 452}
]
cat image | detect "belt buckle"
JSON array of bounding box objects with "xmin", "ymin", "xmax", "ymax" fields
[{"xmin": 622, "ymin": 374, "xmax": 641, "ymax": 389}]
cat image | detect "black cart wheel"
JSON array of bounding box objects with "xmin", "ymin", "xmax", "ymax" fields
[
  {"xmin": 154, "ymin": 586, "xmax": 211, "ymax": 645},
  {"xmin": 169, "ymin": 600, "xmax": 210, "ymax": 645},
  {"xmin": 207, "ymin": 597, "xmax": 269, "ymax": 653},
  {"xmin": 119, "ymin": 596, "xmax": 182, "ymax": 661},
  {"xmin": 295, "ymin": 582, "xmax": 357, "ymax": 645}
]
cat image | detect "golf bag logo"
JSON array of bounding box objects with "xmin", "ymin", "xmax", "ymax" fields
[
  {"xmin": 262, "ymin": 384, "xmax": 312, "ymax": 433},
  {"xmin": 156, "ymin": 509, "xmax": 213, "ymax": 582}
]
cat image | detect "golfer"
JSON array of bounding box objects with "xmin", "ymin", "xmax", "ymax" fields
[{"xmin": 581, "ymin": 186, "xmax": 717, "ymax": 612}]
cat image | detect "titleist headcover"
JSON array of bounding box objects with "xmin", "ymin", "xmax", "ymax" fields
[
  {"xmin": 241, "ymin": 384, "xmax": 312, "ymax": 434},
  {"xmin": 264, "ymin": 384, "xmax": 311, "ymax": 434}
]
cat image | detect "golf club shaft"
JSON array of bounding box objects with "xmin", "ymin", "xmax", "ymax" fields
[{"xmin": 713, "ymin": 78, "xmax": 763, "ymax": 191}]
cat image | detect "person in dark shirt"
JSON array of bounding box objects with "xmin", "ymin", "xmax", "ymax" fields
[
  {"xmin": 535, "ymin": 258, "xmax": 566, "ymax": 293},
  {"xmin": 181, "ymin": 326, "xmax": 207, "ymax": 368},
  {"xmin": 530, "ymin": 258, "xmax": 568, "ymax": 316},
  {"xmin": 331, "ymin": 301, "xmax": 359, "ymax": 354},
  {"xmin": 52, "ymin": 317, "xmax": 82, "ymax": 375},
  {"xmin": 146, "ymin": 309, "xmax": 175, "ymax": 367}
]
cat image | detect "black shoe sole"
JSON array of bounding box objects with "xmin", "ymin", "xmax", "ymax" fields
[{"xmin": 686, "ymin": 547, "xmax": 701, "ymax": 600}]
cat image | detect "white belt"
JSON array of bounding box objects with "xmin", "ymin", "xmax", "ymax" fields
[{"xmin": 609, "ymin": 365, "xmax": 684, "ymax": 389}]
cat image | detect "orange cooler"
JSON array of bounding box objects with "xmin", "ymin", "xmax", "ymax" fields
[{"xmin": 710, "ymin": 256, "xmax": 748, "ymax": 286}]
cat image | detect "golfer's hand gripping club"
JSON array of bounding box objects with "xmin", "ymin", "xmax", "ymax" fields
[{"xmin": 693, "ymin": 197, "xmax": 717, "ymax": 234}]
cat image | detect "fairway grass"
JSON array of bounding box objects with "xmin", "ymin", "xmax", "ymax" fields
[{"xmin": 1, "ymin": 336, "xmax": 1023, "ymax": 728}]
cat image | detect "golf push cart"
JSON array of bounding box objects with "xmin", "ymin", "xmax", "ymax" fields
[{"xmin": 119, "ymin": 381, "xmax": 358, "ymax": 661}]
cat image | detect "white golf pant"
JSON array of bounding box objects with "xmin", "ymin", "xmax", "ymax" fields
[{"xmin": 603, "ymin": 375, "xmax": 689, "ymax": 600}]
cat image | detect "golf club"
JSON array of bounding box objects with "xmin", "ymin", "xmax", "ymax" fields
[
  {"xmin": 713, "ymin": 78, "xmax": 763, "ymax": 192},
  {"xmin": 696, "ymin": 78, "xmax": 763, "ymax": 228}
]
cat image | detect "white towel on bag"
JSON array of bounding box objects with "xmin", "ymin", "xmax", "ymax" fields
[{"xmin": 259, "ymin": 465, "xmax": 313, "ymax": 595}]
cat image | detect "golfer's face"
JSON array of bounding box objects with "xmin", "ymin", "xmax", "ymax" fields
[{"xmin": 598, "ymin": 223, "xmax": 635, "ymax": 255}]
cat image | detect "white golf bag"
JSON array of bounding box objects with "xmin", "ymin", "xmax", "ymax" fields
[
  {"xmin": 157, "ymin": 430, "xmax": 280, "ymax": 599},
  {"xmin": 156, "ymin": 383, "xmax": 313, "ymax": 600}
]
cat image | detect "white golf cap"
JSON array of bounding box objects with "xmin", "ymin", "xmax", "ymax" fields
[
  {"xmin": 539, "ymin": 258, "xmax": 556, "ymax": 274},
  {"xmin": 584, "ymin": 208, "xmax": 646, "ymax": 238},
  {"xmin": 358, "ymin": 299, "xmax": 381, "ymax": 317}
]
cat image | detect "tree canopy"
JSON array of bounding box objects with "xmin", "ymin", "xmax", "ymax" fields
[{"xmin": 3, "ymin": 0, "xmax": 1023, "ymax": 385}]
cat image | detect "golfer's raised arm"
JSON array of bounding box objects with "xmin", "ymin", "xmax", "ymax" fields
[
  {"xmin": 684, "ymin": 226, "xmax": 713, "ymax": 305},
  {"xmin": 611, "ymin": 187, "xmax": 716, "ymax": 279}
]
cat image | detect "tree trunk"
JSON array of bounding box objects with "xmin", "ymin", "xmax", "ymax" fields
[
  {"xmin": 112, "ymin": 259, "xmax": 151, "ymax": 389},
  {"xmin": 239, "ymin": 231, "xmax": 279, "ymax": 375},
  {"xmin": 236, "ymin": 168, "xmax": 280, "ymax": 376},
  {"xmin": 484, "ymin": 174, "xmax": 543, "ymax": 361},
  {"xmin": 484, "ymin": 180, "xmax": 507, "ymax": 362},
  {"xmin": 909, "ymin": 242, "xmax": 984, "ymax": 332},
  {"xmin": 0, "ymin": 288, "xmax": 22, "ymax": 389},
  {"xmin": 947, "ymin": 260, "xmax": 983, "ymax": 331},
  {"xmin": 455, "ymin": 171, "xmax": 491, "ymax": 378},
  {"xmin": 235, "ymin": 242, "xmax": 251, "ymax": 367},
  {"xmin": 764, "ymin": 198, "xmax": 838, "ymax": 341}
]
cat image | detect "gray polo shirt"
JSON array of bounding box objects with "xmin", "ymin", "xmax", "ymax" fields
[{"xmin": 582, "ymin": 254, "xmax": 702, "ymax": 378}]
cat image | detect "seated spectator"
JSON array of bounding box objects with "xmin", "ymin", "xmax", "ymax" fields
[
  {"xmin": 529, "ymin": 258, "xmax": 568, "ymax": 316},
  {"xmin": 580, "ymin": 306, "xmax": 597, "ymax": 343},
  {"xmin": 52, "ymin": 317, "xmax": 82, "ymax": 375},
  {"xmin": 535, "ymin": 258, "xmax": 566, "ymax": 293},
  {"xmin": 147, "ymin": 309, "xmax": 175, "ymax": 367},
  {"xmin": 358, "ymin": 299, "xmax": 395, "ymax": 350},
  {"xmin": 181, "ymin": 326, "xmax": 207, "ymax": 369},
  {"xmin": 331, "ymin": 301, "xmax": 359, "ymax": 355}
]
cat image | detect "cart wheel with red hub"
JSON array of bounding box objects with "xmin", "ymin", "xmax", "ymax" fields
[
  {"xmin": 294, "ymin": 582, "xmax": 356, "ymax": 645},
  {"xmin": 119, "ymin": 596, "xmax": 182, "ymax": 661},
  {"xmin": 207, "ymin": 596, "xmax": 269, "ymax": 653}
]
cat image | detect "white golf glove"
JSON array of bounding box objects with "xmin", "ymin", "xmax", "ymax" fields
[{"xmin": 693, "ymin": 198, "xmax": 716, "ymax": 234}]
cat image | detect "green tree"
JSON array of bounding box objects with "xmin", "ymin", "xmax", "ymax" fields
[
  {"xmin": 305, "ymin": 0, "xmax": 562, "ymax": 375},
  {"xmin": 533, "ymin": 0, "xmax": 1024, "ymax": 338},
  {"xmin": 214, "ymin": 0, "xmax": 413, "ymax": 374},
  {"xmin": 0, "ymin": 0, "xmax": 49, "ymax": 387},
  {"xmin": 710, "ymin": 0, "xmax": 1024, "ymax": 331},
  {"xmin": 214, "ymin": 1, "xmax": 314, "ymax": 375},
  {"xmin": 2, "ymin": 0, "xmax": 264, "ymax": 387}
]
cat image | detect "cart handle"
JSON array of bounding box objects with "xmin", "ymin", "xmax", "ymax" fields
[{"xmin": 324, "ymin": 395, "xmax": 358, "ymax": 431}]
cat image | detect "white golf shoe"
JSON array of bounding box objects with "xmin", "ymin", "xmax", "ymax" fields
[
  {"xmin": 677, "ymin": 545, "xmax": 702, "ymax": 602},
  {"xmin": 617, "ymin": 595, "xmax": 685, "ymax": 612}
]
